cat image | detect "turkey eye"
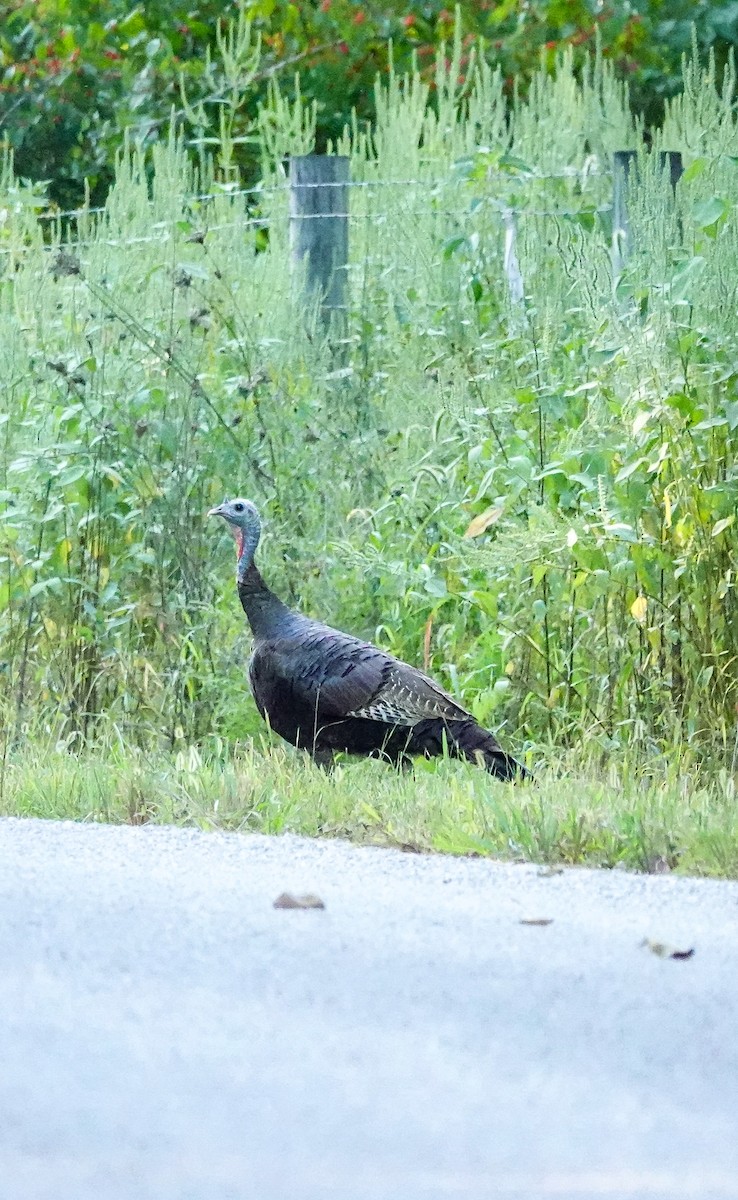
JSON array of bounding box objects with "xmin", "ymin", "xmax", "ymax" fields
[{"xmin": 234, "ymin": 502, "xmax": 244, "ymax": 513}]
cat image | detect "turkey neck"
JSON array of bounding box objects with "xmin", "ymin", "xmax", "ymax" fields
[{"xmin": 237, "ymin": 558, "xmax": 293, "ymax": 640}]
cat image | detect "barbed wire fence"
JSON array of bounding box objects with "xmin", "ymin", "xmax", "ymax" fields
[{"xmin": 0, "ymin": 150, "xmax": 685, "ymax": 327}]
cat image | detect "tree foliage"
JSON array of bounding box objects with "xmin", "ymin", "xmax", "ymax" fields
[{"xmin": 2, "ymin": 1, "xmax": 738, "ymax": 208}]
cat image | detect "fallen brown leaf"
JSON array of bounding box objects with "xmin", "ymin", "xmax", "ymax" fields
[
  {"xmin": 641, "ymin": 938, "xmax": 694, "ymax": 960},
  {"xmin": 519, "ymin": 917, "xmax": 554, "ymax": 926},
  {"xmin": 273, "ymin": 892, "xmax": 325, "ymax": 910},
  {"xmin": 463, "ymin": 505, "xmax": 503, "ymax": 539}
]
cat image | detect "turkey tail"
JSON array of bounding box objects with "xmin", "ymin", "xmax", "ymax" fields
[{"xmin": 446, "ymin": 719, "xmax": 530, "ymax": 782}]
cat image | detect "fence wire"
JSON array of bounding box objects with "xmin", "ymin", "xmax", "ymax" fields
[
  {"xmin": 25, "ymin": 166, "xmax": 612, "ymax": 226},
  {"xmin": 0, "ymin": 185, "xmax": 614, "ymax": 259}
]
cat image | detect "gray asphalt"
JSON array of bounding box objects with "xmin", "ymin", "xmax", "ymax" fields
[{"xmin": 1, "ymin": 818, "xmax": 737, "ymax": 1200}]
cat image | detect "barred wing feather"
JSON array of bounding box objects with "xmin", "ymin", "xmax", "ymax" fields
[
  {"xmin": 251, "ymin": 624, "xmax": 469, "ymax": 727},
  {"xmin": 347, "ymin": 661, "xmax": 470, "ymax": 726}
]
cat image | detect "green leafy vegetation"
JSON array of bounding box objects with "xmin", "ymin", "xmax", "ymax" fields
[{"xmin": 1, "ymin": 30, "xmax": 738, "ymax": 869}]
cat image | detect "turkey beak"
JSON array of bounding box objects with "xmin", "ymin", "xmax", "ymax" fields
[{"xmin": 208, "ymin": 504, "xmax": 226, "ymax": 519}]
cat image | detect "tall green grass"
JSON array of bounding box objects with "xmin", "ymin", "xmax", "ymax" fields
[
  {"xmin": 2, "ymin": 738, "xmax": 737, "ymax": 878},
  {"xmin": 0, "ymin": 29, "xmax": 737, "ymax": 785}
]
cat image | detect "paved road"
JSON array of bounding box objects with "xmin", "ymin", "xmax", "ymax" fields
[{"xmin": 1, "ymin": 818, "xmax": 737, "ymax": 1200}]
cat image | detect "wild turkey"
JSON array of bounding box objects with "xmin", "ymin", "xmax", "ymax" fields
[{"xmin": 209, "ymin": 498, "xmax": 529, "ymax": 781}]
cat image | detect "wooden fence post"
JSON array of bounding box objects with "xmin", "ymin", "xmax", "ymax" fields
[
  {"xmin": 612, "ymin": 149, "xmax": 638, "ymax": 272},
  {"xmin": 660, "ymin": 150, "xmax": 684, "ymax": 193},
  {"xmin": 612, "ymin": 149, "xmax": 683, "ymax": 273},
  {"xmin": 289, "ymin": 154, "xmax": 349, "ymax": 329}
]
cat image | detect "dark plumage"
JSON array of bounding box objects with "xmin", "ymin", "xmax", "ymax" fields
[{"xmin": 209, "ymin": 499, "xmax": 529, "ymax": 781}]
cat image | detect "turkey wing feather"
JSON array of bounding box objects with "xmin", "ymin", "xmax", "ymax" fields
[
  {"xmin": 251, "ymin": 629, "xmax": 389, "ymax": 719},
  {"xmin": 252, "ymin": 623, "xmax": 470, "ymax": 726},
  {"xmin": 348, "ymin": 660, "xmax": 470, "ymax": 725}
]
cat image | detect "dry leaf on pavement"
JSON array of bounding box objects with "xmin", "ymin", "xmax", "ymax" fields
[
  {"xmin": 273, "ymin": 892, "xmax": 325, "ymax": 910},
  {"xmin": 641, "ymin": 938, "xmax": 694, "ymax": 960}
]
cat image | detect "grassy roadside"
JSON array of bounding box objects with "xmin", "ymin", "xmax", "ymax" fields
[{"xmin": 1, "ymin": 740, "xmax": 736, "ymax": 879}]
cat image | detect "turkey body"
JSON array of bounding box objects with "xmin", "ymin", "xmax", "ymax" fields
[
  {"xmin": 245, "ymin": 601, "xmax": 528, "ymax": 782},
  {"xmin": 209, "ymin": 497, "xmax": 528, "ymax": 782}
]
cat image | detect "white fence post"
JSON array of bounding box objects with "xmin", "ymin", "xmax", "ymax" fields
[{"xmin": 502, "ymin": 207, "xmax": 525, "ymax": 306}]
